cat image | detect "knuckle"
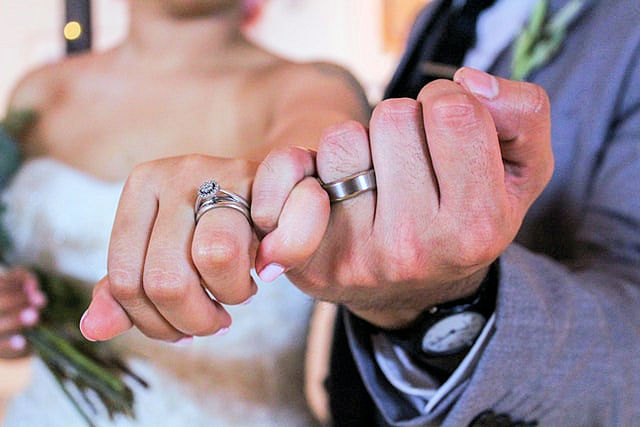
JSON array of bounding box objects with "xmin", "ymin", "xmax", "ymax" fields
[
  {"xmin": 318, "ymin": 120, "xmax": 368, "ymax": 160},
  {"xmin": 108, "ymin": 270, "xmax": 140, "ymax": 302},
  {"xmin": 258, "ymin": 149, "xmax": 290, "ymax": 178},
  {"xmin": 129, "ymin": 160, "xmax": 153, "ymax": 179},
  {"xmin": 370, "ymin": 98, "xmax": 422, "ymax": 137},
  {"xmin": 253, "ymin": 148, "xmax": 302, "ymax": 207},
  {"xmin": 417, "ymin": 78, "xmax": 455, "ymax": 100},
  {"xmin": 429, "ymin": 92, "xmax": 481, "ymax": 131},
  {"xmin": 372, "ymin": 98, "xmax": 420, "ymax": 122},
  {"xmin": 192, "ymin": 231, "xmax": 240, "ymax": 274},
  {"xmin": 125, "ymin": 162, "xmax": 155, "ymax": 192},
  {"xmin": 177, "ymin": 153, "xmax": 209, "ymax": 170},
  {"xmin": 143, "ymin": 269, "xmax": 191, "ymax": 305},
  {"xmin": 263, "ymin": 147, "xmax": 301, "ymax": 172},
  {"xmin": 317, "ymin": 121, "xmax": 370, "ymax": 180}
]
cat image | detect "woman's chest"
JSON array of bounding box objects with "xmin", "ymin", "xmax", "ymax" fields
[{"xmin": 28, "ymin": 74, "xmax": 268, "ymax": 180}]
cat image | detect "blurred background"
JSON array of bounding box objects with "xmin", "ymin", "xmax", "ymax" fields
[
  {"xmin": 0, "ymin": 0, "xmax": 429, "ymax": 419},
  {"xmin": 0, "ymin": 0, "xmax": 431, "ymax": 114}
]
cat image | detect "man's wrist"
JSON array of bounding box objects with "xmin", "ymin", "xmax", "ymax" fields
[
  {"xmin": 347, "ymin": 265, "xmax": 492, "ymax": 329},
  {"xmin": 349, "ymin": 307, "xmax": 424, "ymax": 329},
  {"xmin": 370, "ymin": 262, "xmax": 499, "ymax": 378}
]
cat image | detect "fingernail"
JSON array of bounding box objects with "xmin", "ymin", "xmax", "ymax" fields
[
  {"xmin": 214, "ymin": 327, "xmax": 229, "ymax": 336},
  {"xmin": 455, "ymin": 67, "xmax": 499, "ymax": 100},
  {"xmin": 20, "ymin": 308, "xmax": 38, "ymax": 326},
  {"xmin": 258, "ymin": 263, "xmax": 285, "ymax": 283},
  {"xmin": 23, "ymin": 277, "xmax": 38, "ymax": 295},
  {"xmin": 79, "ymin": 310, "xmax": 96, "ymax": 342},
  {"xmin": 9, "ymin": 335, "xmax": 26, "ymax": 351},
  {"xmin": 241, "ymin": 295, "xmax": 254, "ymax": 305},
  {"xmin": 29, "ymin": 291, "xmax": 47, "ymax": 308},
  {"xmin": 173, "ymin": 336, "xmax": 194, "ymax": 347}
]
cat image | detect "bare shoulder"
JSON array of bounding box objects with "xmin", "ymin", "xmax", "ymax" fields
[
  {"xmin": 270, "ymin": 60, "xmax": 366, "ymax": 96},
  {"xmin": 263, "ymin": 60, "xmax": 370, "ymax": 118},
  {"xmin": 7, "ymin": 51, "xmax": 106, "ymax": 114},
  {"xmin": 7, "ymin": 62, "xmax": 60, "ymax": 114}
]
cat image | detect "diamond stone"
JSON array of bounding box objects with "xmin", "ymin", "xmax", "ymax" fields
[{"xmin": 198, "ymin": 180, "xmax": 219, "ymax": 198}]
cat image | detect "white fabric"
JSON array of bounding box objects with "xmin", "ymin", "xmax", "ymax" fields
[
  {"xmin": 373, "ymin": 315, "xmax": 496, "ymax": 414},
  {"xmin": 1, "ymin": 158, "xmax": 314, "ymax": 426},
  {"xmin": 463, "ymin": 0, "xmax": 539, "ymax": 71},
  {"xmin": 372, "ymin": 0, "xmax": 536, "ymax": 414}
]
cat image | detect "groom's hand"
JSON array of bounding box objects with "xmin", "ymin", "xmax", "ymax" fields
[{"xmin": 251, "ymin": 68, "xmax": 553, "ymax": 328}]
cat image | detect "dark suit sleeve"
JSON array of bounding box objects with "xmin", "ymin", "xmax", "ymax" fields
[{"xmin": 340, "ymin": 23, "xmax": 640, "ymax": 427}]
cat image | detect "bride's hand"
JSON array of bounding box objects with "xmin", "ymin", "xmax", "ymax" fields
[
  {"xmin": 80, "ymin": 155, "xmax": 258, "ymax": 343},
  {"xmin": 0, "ymin": 268, "xmax": 45, "ymax": 358}
]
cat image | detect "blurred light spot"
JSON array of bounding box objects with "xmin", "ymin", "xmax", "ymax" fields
[{"xmin": 63, "ymin": 21, "xmax": 82, "ymax": 41}]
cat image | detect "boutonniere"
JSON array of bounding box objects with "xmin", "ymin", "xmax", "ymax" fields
[
  {"xmin": 0, "ymin": 111, "xmax": 146, "ymax": 424},
  {"xmin": 511, "ymin": 0, "xmax": 585, "ymax": 80}
]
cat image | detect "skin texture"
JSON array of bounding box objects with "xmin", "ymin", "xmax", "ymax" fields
[
  {"xmin": 251, "ymin": 68, "xmax": 554, "ymax": 328},
  {"xmin": 2, "ymin": 0, "xmax": 368, "ymax": 351},
  {"xmin": 81, "ymin": 68, "xmax": 553, "ymax": 341}
]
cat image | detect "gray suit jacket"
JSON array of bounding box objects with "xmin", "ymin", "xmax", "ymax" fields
[{"xmin": 341, "ymin": 0, "xmax": 640, "ymax": 425}]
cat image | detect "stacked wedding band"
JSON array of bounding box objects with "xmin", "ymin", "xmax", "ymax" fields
[
  {"xmin": 194, "ymin": 180, "xmax": 251, "ymax": 225},
  {"xmin": 320, "ymin": 169, "xmax": 377, "ymax": 202}
]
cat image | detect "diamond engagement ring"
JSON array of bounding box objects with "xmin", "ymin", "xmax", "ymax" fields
[
  {"xmin": 194, "ymin": 180, "xmax": 221, "ymax": 212},
  {"xmin": 320, "ymin": 169, "xmax": 377, "ymax": 203},
  {"xmin": 194, "ymin": 180, "xmax": 251, "ymax": 225}
]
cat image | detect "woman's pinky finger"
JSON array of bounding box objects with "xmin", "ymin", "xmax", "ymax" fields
[
  {"xmin": 255, "ymin": 177, "xmax": 330, "ymax": 282},
  {"xmin": 252, "ymin": 146, "xmax": 317, "ymax": 237}
]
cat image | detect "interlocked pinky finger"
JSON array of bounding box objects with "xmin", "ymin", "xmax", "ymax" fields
[
  {"xmin": 252, "ymin": 146, "xmax": 317, "ymax": 237},
  {"xmin": 256, "ymin": 176, "xmax": 330, "ymax": 281}
]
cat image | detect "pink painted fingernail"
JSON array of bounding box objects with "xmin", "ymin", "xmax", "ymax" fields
[
  {"xmin": 173, "ymin": 336, "xmax": 194, "ymax": 347},
  {"xmin": 79, "ymin": 310, "xmax": 96, "ymax": 342},
  {"xmin": 23, "ymin": 278, "xmax": 37, "ymax": 294},
  {"xmin": 20, "ymin": 308, "xmax": 39, "ymax": 326},
  {"xmin": 9, "ymin": 335, "xmax": 26, "ymax": 351},
  {"xmin": 258, "ymin": 263, "xmax": 285, "ymax": 283},
  {"xmin": 241, "ymin": 295, "xmax": 254, "ymax": 305},
  {"xmin": 455, "ymin": 67, "xmax": 499, "ymax": 100},
  {"xmin": 29, "ymin": 291, "xmax": 47, "ymax": 308},
  {"xmin": 214, "ymin": 327, "xmax": 229, "ymax": 336}
]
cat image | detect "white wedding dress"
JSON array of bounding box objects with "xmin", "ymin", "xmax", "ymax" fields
[{"xmin": 1, "ymin": 158, "xmax": 315, "ymax": 427}]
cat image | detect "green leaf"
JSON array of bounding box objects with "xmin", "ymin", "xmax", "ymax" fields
[{"xmin": 511, "ymin": 0, "xmax": 584, "ymax": 80}]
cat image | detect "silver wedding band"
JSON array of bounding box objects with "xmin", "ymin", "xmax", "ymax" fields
[
  {"xmin": 320, "ymin": 169, "xmax": 377, "ymax": 203},
  {"xmin": 194, "ymin": 180, "xmax": 251, "ymax": 225}
]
